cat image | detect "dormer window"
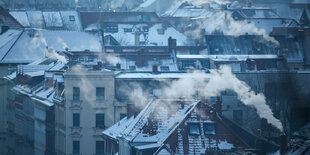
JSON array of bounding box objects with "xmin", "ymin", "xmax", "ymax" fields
[
  {"xmin": 204, "ymin": 122, "xmax": 215, "ymax": 135},
  {"xmin": 69, "ymin": 16, "xmax": 75, "ymax": 21},
  {"xmin": 188, "ymin": 123, "xmax": 200, "ymax": 135}
]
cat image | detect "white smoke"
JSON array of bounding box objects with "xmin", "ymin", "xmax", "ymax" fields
[
  {"xmin": 45, "ymin": 47, "xmax": 67, "ymax": 64},
  {"xmin": 160, "ymin": 66, "xmax": 283, "ymax": 131},
  {"xmin": 195, "ymin": 11, "xmax": 280, "ymax": 46},
  {"xmin": 183, "ymin": 0, "xmax": 230, "ymax": 5},
  {"xmin": 182, "ymin": 0, "xmax": 279, "ymax": 46}
]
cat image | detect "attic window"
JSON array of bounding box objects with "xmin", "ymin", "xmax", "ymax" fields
[
  {"xmin": 141, "ymin": 15, "xmax": 150, "ymax": 22},
  {"xmin": 69, "ymin": 16, "xmax": 75, "ymax": 21},
  {"xmin": 188, "ymin": 123, "xmax": 200, "ymax": 135},
  {"xmin": 129, "ymin": 66, "xmax": 136, "ymax": 71},
  {"xmin": 203, "ymin": 122, "xmax": 215, "ymax": 135},
  {"xmin": 124, "ymin": 28, "xmax": 133, "ymax": 32},
  {"xmin": 160, "ymin": 66, "xmax": 170, "ymax": 71},
  {"xmin": 143, "ymin": 26, "xmax": 149, "ymax": 32}
]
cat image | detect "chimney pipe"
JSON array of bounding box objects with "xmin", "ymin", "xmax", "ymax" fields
[
  {"xmin": 215, "ymin": 97, "xmax": 222, "ymax": 115},
  {"xmin": 280, "ymin": 134, "xmax": 287, "ymax": 155},
  {"xmin": 152, "ymin": 65, "xmax": 158, "ymax": 73},
  {"xmin": 116, "ymin": 63, "xmax": 121, "ymax": 69}
]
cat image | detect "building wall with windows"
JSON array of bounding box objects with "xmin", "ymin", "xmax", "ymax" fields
[{"xmin": 64, "ymin": 70, "xmax": 120, "ymax": 155}]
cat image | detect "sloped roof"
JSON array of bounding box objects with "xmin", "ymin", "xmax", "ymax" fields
[
  {"xmin": 80, "ymin": 12, "xmax": 161, "ymax": 30},
  {"xmin": 42, "ymin": 11, "xmax": 63, "ymax": 28},
  {"xmin": 105, "ymin": 99, "xmax": 199, "ymax": 143},
  {"xmin": 9, "ymin": 11, "xmax": 31, "ymax": 27},
  {"xmin": 0, "ymin": 29, "xmax": 22, "ymax": 60},
  {"xmin": 0, "ymin": 6, "xmax": 23, "ymax": 28},
  {"xmin": 1, "ymin": 30, "xmax": 102, "ymax": 63}
]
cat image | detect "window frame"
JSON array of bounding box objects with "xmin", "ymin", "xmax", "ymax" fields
[
  {"xmin": 73, "ymin": 87, "xmax": 80, "ymax": 101},
  {"xmin": 96, "ymin": 141, "xmax": 105, "ymax": 155},
  {"xmin": 96, "ymin": 87, "xmax": 105, "ymax": 100},
  {"xmin": 69, "ymin": 15, "xmax": 75, "ymax": 21},
  {"xmin": 203, "ymin": 122, "xmax": 216, "ymax": 135},
  {"xmin": 73, "ymin": 113, "xmax": 80, "ymax": 127},
  {"xmin": 72, "ymin": 141, "xmax": 80, "ymax": 154},
  {"xmin": 188, "ymin": 122, "xmax": 201, "ymax": 136},
  {"xmin": 96, "ymin": 113, "xmax": 105, "ymax": 128}
]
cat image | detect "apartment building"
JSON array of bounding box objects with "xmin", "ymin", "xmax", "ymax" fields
[{"xmin": 63, "ymin": 65, "xmax": 126, "ymax": 155}]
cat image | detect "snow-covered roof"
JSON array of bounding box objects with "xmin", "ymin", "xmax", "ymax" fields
[
  {"xmin": 177, "ymin": 54, "xmax": 279, "ymax": 60},
  {"xmin": 60, "ymin": 11, "xmax": 82, "ymax": 31},
  {"xmin": 0, "ymin": 30, "xmax": 22, "ymax": 60},
  {"xmin": 102, "ymin": 116, "xmax": 135, "ymax": 139},
  {"xmin": 42, "ymin": 12, "xmax": 63, "ymax": 28},
  {"xmin": 10, "ymin": 10, "xmax": 82, "ymax": 30},
  {"xmin": 116, "ymin": 72, "xmax": 210, "ymax": 79},
  {"xmin": 9, "ymin": 11, "xmax": 31, "ymax": 27},
  {"xmin": 120, "ymin": 99, "xmax": 199, "ymax": 143},
  {"xmin": 1, "ymin": 30, "xmax": 102, "ymax": 63},
  {"xmin": 105, "ymin": 23, "xmax": 190, "ymax": 46},
  {"xmin": 26, "ymin": 11, "xmax": 45, "ymax": 28},
  {"xmin": 162, "ymin": 2, "xmax": 209, "ymax": 18}
]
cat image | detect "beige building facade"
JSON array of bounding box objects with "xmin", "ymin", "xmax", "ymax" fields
[{"xmin": 63, "ymin": 69, "xmax": 126, "ymax": 155}]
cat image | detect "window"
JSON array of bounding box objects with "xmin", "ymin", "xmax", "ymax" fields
[
  {"xmin": 189, "ymin": 49, "xmax": 199, "ymax": 55},
  {"xmin": 73, "ymin": 141, "xmax": 80, "ymax": 154},
  {"xmin": 105, "ymin": 26, "xmax": 118, "ymax": 33},
  {"xmin": 96, "ymin": 141, "xmax": 105, "ymax": 155},
  {"xmin": 204, "ymin": 123, "xmax": 215, "ymax": 135},
  {"xmin": 124, "ymin": 28, "xmax": 133, "ymax": 32},
  {"xmin": 96, "ymin": 113, "xmax": 105, "ymax": 128},
  {"xmin": 160, "ymin": 66, "xmax": 170, "ymax": 71},
  {"xmin": 73, "ymin": 113, "xmax": 80, "ymax": 127},
  {"xmin": 233, "ymin": 110, "xmax": 243, "ymax": 125},
  {"xmin": 96, "ymin": 87, "xmax": 105, "ymax": 100},
  {"xmin": 188, "ymin": 123, "xmax": 200, "ymax": 135},
  {"xmin": 120, "ymin": 113, "xmax": 127, "ymax": 120},
  {"xmin": 69, "ymin": 16, "xmax": 75, "ymax": 21},
  {"xmin": 140, "ymin": 15, "xmax": 149, "ymax": 22},
  {"xmin": 143, "ymin": 26, "xmax": 149, "ymax": 32},
  {"xmin": 73, "ymin": 87, "xmax": 80, "ymax": 100}
]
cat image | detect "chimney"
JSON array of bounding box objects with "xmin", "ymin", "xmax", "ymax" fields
[
  {"xmin": 168, "ymin": 37, "xmax": 177, "ymax": 53},
  {"xmin": 135, "ymin": 32, "xmax": 140, "ymax": 46},
  {"xmin": 45, "ymin": 78, "xmax": 54, "ymax": 89},
  {"xmin": 280, "ymin": 134, "xmax": 287, "ymax": 155},
  {"xmin": 116, "ymin": 63, "xmax": 121, "ymax": 69},
  {"xmin": 200, "ymin": 29, "xmax": 206, "ymax": 45},
  {"xmin": 152, "ymin": 65, "xmax": 158, "ymax": 73},
  {"xmin": 16, "ymin": 65, "xmax": 27, "ymax": 85},
  {"xmin": 215, "ymin": 97, "xmax": 222, "ymax": 115},
  {"xmin": 93, "ymin": 61, "xmax": 103, "ymax": 70},
  {"xmin": 136, "ymin": 49, "xmax": 144, "ymax": 67}
]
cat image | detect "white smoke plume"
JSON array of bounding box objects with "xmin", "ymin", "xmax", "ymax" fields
[
  {"xmin": 45, "ymin": 47, "xmax": 67, "ymax": 64},
  {"xmin": 182, "ymin": 0, "xmax": 279, "ymax": 46},
  {"xmin": 183, "ymin": 0, "xmax": 230, "ymax": 5},
  {"xmin": 101, "ymin": 54, "xmax": 121, "ymax": 65},
  {"xmin": 195, "ymin": 11, "xmax": 280, "ymax": 46},
  {"xmin": 160, "ymin": 66, "xmax": 283, "ymax": 131}
]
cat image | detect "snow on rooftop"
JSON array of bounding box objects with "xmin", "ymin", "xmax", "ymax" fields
[
  {"xmin": 0, "ymin": 30, "xmax": 22, "ymax": 60},
  {"xmin": 120, "ymin": 99, "xmax": 199, "ymax": 144},
  {"xmin": 42, "ymin": 12, "xmax": 63, "ymax": 27},
  {"xmin": 138, "ymin": 0, "xmax": 157, "ymax": 8},
  {"xmin": 116, "ymin": 72, "xmax": 210, "ymax": 79},
  {"xmin": 60, "ymin": 11, "xmax": 82, "ymax": 31},
  {"xmin": 177, "ymin": 54, "xmax": 279, "ymax": 60},
  {"xmin": 1, "ymin": 30, "xmax": 102, "ymax": 63},
  {"xmin": 102, "ymin": 116, "xmax": 135, "ymax": 139},
  {"xmin": 105, "ymin": 24, "xmax": 189, "ymax": 46},
  {"xmin": 26, "ymin": 11, "xmax": 45, "ymax": 28},
  {"xmin": 218, "ymin": 141, "xmax": 234, "ymax": 150},
  {"xmin": 10, "ymin": 11, "xmax": 31, "ymax": 27}
]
